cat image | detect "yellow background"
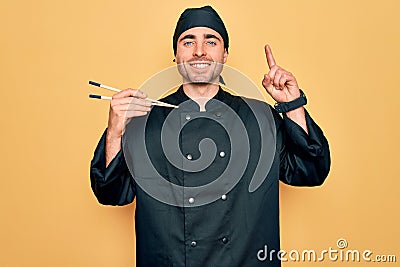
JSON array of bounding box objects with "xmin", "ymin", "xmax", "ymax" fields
[{"xmin": 1, "ymin": 0, "xmax": 399, "ymax": 266}]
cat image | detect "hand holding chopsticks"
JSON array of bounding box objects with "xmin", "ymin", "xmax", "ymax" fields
[{"xmin": 88, "ymin": 81, "xmax": 179, "ymax": 109}]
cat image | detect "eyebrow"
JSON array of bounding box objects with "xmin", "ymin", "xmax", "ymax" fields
[
  {"xmin": 179, "ymin": 34, "xmax": 196, "ymax": 42},
  {"xmin": 204, "ymin": 34, "xmax": 221, "ymax": 41},
  {"xmin": 179, "ymin": 33, "xmax": 221, "ymax": 42}
]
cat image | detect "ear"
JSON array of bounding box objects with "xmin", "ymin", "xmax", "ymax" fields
[{"xmin": 223, "ymin": 49, "xmax": 228, "ymax": 63}]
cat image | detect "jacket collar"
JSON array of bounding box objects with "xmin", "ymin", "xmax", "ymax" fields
[{"xmin": 172, "ymin": 85, "xmax": 235, "ymax": 111}]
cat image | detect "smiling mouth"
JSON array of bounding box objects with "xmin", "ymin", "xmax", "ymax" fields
[{"xmin": 188, "ymin": 62, "xmax": 212, "ymax": 69}]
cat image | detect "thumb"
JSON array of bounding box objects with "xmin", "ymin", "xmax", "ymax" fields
[{"xmin": 262, "ymin": 74, "xmax": 273, "ymax": 90}]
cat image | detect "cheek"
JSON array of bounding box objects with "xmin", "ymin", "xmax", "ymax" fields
[
  {"xmin": 210, "ymin": 50, "xmax": 227, "ymax": 63},
  {"xmin": 176, "ymin": 49, "xmax": 193, "ymax": 62}
]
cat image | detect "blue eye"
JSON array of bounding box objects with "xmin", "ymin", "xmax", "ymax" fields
[
  {"xmin": 184, "ymin": 41, "xmax": 194, "ymax": 47},
  {"xmin": 206, "ymin": 41, "xmax": 216, "ymax": 46}
]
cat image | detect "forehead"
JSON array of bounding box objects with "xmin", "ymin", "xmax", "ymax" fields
[{"xmin": 178, "ymin": 27, "xmax": 223, "ymax": 40}]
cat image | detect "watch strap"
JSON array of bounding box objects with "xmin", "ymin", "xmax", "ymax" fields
[{"xmin": 274, "ymin": 89, "xmax": 307, "ymax": 113}]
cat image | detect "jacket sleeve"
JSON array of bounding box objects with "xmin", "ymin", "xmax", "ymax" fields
[
  {"xmin": 90, "ymin": 129, "xmax": 136, "ymax": 205},
  {"xmin": 278, "ymin": 109, "xmax": 331, "ymax": 186}
]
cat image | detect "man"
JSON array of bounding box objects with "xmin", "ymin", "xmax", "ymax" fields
[{"xmin": 90, "ymin": 5, "xmax": 330, "ymax": 266}]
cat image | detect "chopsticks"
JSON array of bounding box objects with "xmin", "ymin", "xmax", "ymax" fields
[{"xmin": 88, "ymin": 81, "xmax": 179, "ymax": 109}]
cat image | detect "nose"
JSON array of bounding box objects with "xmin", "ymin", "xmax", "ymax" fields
[{"xmin": 193, "ymin": 43, "xmax": 206, "ymax": 58}]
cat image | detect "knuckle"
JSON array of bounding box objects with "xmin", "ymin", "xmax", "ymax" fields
[
  {"xmin": 110, "ymin": 100, "xmax": 117, "ymax": 108},
  {"xmin": 132, "ymin": 98, "xmax": 141, "ymax": 105}
]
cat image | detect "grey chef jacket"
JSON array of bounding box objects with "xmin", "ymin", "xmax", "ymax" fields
[{"xmin": 90, "ymin": 86, "xmax": 331, "ymax": 266}]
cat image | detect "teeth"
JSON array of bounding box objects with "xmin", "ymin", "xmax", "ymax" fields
[{"xmin": 190, "ymin": 63, "xmax": 210, "ymax": 69}]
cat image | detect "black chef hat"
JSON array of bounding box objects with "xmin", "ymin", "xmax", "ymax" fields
[{"xmin": 173, "ymin": 6, "xmax": 229, "ymax": 55}]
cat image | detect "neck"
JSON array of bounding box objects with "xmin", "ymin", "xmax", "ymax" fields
[{"xmin": 182, "ymin": 82, "xmax": 219, "ymax": 111}]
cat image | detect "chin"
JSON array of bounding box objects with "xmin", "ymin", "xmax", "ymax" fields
[{"xmin": 186, "ymin": 74, "xmax": 219, "ymax": 85}]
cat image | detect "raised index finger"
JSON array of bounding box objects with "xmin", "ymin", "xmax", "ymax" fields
[{"xmin": 264, "ymin": 44, "xmax": 276, "ymax": 69}]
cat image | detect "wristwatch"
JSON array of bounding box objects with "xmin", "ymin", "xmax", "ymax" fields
[{"xmin": 274, "ymin": 89, "xmax": 307, "ymax": 113}]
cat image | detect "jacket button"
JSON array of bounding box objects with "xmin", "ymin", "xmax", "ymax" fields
[
  {"xmin": 185, "ymin": 114, "xmax": 191, "ymax": 120},
  {"xmin": 215, "ymin": 112, "xmax": 222, "ymax": 118},
  {"xmin": 219, "ymin": 151, "xmax": 226, "ymax": 158},
  {"xmin": 190, "ymin": 241, "xmax": 197, "ymax": 247},
  {"xmin": 221, "ymin": 194, "xmax": 227, "ymax": 201},
  {"xmin": 188, "ymin": 197, "xmax": 195, "ymax": 204},
  {"xmin": 222, "ymin": 237, "xmax": 228, "ymax": 244},
  {"xmin": 186, "ymin": 154, "xmax": 193, "ymax": 160}
]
